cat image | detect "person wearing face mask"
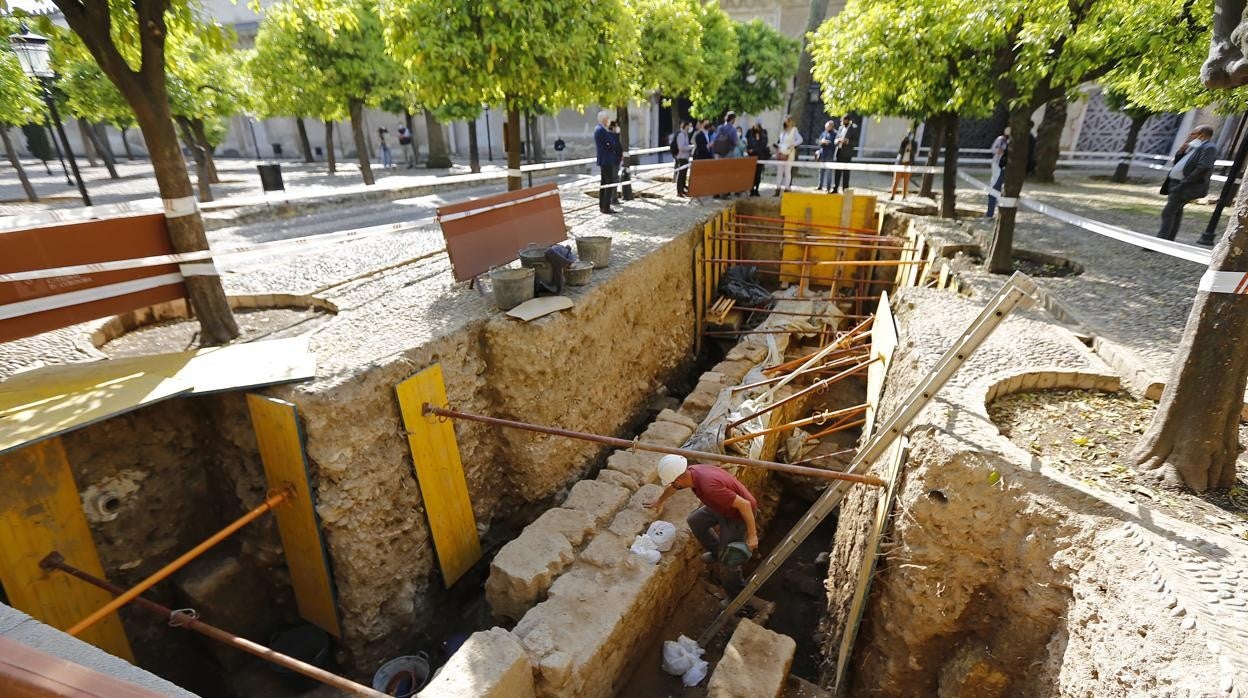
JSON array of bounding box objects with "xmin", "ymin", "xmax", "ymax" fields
[
  {"xmin": 1158, "ymin": 125, "xmax": 1219, "ymax": 241},
  {"xmin": 673, "ymin": 121, "xmax": 692, "ymax": 197}
]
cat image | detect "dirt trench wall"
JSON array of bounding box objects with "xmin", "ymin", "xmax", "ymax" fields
[{"xmin": 271, "ymin": 224, "xmax": 699, "ymax": 668}]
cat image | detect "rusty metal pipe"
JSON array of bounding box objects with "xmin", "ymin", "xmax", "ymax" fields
[
  {"xmin": 422, "ymin": 405, "xmax": 886, "ymax": 487},
  {"xmin": 40, "ymin": 554, "xmax": 386, "ymax": 697},
  {"xmin": 735, "ymin": 352, "xmax": 869, "ymax": 392},
  {"xmin": 723, "ymin": 403, "xmax": 870, "ymax": 446},
  {"xmin": 805, "ymin": 418, "xmax": 867, "ymax": 442},
  {"xmin": 725, "ymin": 357, "xmax": 879, "ymax": 432},
  {"xmin": 68, "ymin": 489, "xmax": 291, "ymax": 637}
]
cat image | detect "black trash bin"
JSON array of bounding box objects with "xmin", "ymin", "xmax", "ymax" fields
[{"xmin": 257, "ymin": 163, "xmax": 284, "ymax": 192}]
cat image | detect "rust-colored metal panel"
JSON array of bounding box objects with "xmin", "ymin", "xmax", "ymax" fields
[
  {"xmin": 0, "ymin": 214, "xmax": 187, "ymax": 343},
  {"xmin": 687, "ymin": 157, "xmax": 758, "ymax": 198},
  {"xmin": 436, "ymin": 183, "xmax": 568, "ymax": 282}
]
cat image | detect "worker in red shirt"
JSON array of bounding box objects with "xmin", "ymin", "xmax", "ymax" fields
[{"xmin": 648, "ymin": 455, "xmax": 759, "ymax": 594}]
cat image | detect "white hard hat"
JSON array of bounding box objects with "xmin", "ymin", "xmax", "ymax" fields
[{"xmin": 657, "ymin": 455, "xmax": 689, "ymax": 486}]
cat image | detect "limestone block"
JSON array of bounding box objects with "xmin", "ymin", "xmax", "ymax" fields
[
  {"xmin": 580, "ymin": 531, "xmax": 630, "ymax": 568},
  {"xmin": 726, "ymin": 343, "xmax": 768, "ymax": 363},
  {"xmin": 642, "ymin": 420, "xmax": 695, "ymax": 448},
  {"xmin": 713, "ymin": 359, "xmax": 757, "ymax": 382},
  {"xmin": 417, "ymin": 628, "xmax": 535, "ymax": 698},
  {"xmin": 707, "ymin": 619, "xmax": 796, "ymax": 698},
  {"xmin": 606, "ymin": 450, "xmax": 663, "ymax": 485},
  {"xmin": 529, "ymin": 507, "xmax": 596, "ymax": 547},
  {"xmin": 609, "ymin": 508, "xmax": 653, "ymax": 538},
  {"xmin": 628, "ymin": 484, "xmax": 666, "ymax": 511},
  {"xmin": 656, "ymin": 408, "xmax": 700, "ymax": 432},
  {"xmin": 597, "ymin": 468, "xmax": 640, "ymax": 492},
  {"xmin": 563, "ymin": 480, "xmax": 631, "ymax": 527},
  {"xmin": 680, "ymin": 382, "xmax": 728, "ymax": 421},
  {"xmin": 487, "ymin": 531, "xmax": 575, "ymax": 621}
]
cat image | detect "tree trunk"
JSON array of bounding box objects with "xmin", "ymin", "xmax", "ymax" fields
[
  {"xmin": 77, "ymin": 118, "xmax": 99, "ymax": 166},
  {"xmin": 1113, "ymin": 113, "xmax": 1148, "ymax": 183},
  {"xmin": 790, "ymin": 0, "xmax": 831, "ymax": 142},
  {"xmin": 467, "ymin": 118, "xmax": 481, "ymax": 173},
  {"xmin": 295, "ymin": 117, "xmax": 314, "ymax": 163},
  {"xmin": 425, "ymin": 111, "xmax": 452, "ymax": 169},
  {"xmin": 986, "ymin": 107, "xmax": 1036, "ymax": 274},
  {"xmin": 324, "ymin": 120, "xmax": 337, "ymax": 174},
  {"xmin": 506, "ymin": 102, "xmax": 522, "ymax": 191},
  {"xmin": 940, "ymin": 114, "xmax": 960, "ymax": 218},
  {"xmin": 1, "ymin": 125, "xmax": 38, "ymax": 202},
  {"xmin": 90, "ymin": 122, "xmax": 121, "ymax": 179},
  {"xmin": 529, "ymin": 113, "xmax": 544, "ymax": 163},
  {"xmin": 1033, "ymin": 96, "xmax": 1067, "ymax": 183},
  {"xmin": 120, "ymin": 126, "xmax": 135, "ymax": 160},
  {"xmin": 349, "ymin": 100, "xmax": 375, "ymax": 185},
  {"xmin": 190, "ymin": 119, "xmax": 219, "ymax": 184},
  {"xmin": 1130, "ymin": 188, "xmax": 1248, "ymax": 491},
  {"xmin": 617, "ymin": 105, "xmax": 632, "ymax": 167},
  {"xmin": 404, "ymin": 110, "xmax": 419, "ymax": 165},
  {"xmin": 670, "ymin": 94, "xmax": 681, "ymax": 136},
  {"xmin": 177, "ymin": 117, "xmax": 213, "ymax": 203},
  {"xmin": 920, "ymin": 115, "xmax": 944, "ymax": 199}
]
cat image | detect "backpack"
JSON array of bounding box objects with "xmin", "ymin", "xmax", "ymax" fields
[
  {"xmin": 669, "ymin": 134, "xmax": 680, "ymax": 157},
  {"xmin": 711, "ymin": 127, "xmax": 733, "ymax": 156}
]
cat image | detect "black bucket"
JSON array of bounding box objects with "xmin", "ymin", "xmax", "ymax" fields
[{"xmin": 268, "ymin": 624, "xmax": 331, "ymax": 692}]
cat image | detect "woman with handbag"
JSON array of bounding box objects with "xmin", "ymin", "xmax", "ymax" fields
[{"xmin": 774, "ymin": 116, "xmax": 803, "ymax": 196}]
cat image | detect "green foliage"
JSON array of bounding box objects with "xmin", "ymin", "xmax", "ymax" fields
[
  {"xmin": 633, "ymin": 0, "xmax": 703, "ymax": 100},
  {"xmin": 691, "ymin": 19, "xmax": 798, "ymax": 118},
  {"xmin": 165, "ymin": 24, "xmax": 247, "ymax": 144},
  {"xmin": 250, "ymin": 1, "xmax": 344, "ymax": 121},
  {"xmin": 809, "ymin": 0, "xmax": 996, "ymax": 120},
  {"xmin": 383, "ymin": 0, "xmax": 633, "ymax": 113},
  {"xmin": 689, "ymin": 1, "xmax": 738, "ymax": 107},
  {"xmin": 0, "ymin": 18, "xmax": 46, "ymax": 126}
]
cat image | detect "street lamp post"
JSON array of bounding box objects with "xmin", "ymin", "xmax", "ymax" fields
[{"xmin": 9, "ymin": 24, "xmax": 91, "ymax": 206}]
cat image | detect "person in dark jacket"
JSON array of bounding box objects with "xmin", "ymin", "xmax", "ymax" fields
[
  {"xmin": 745, "ymin": 122, "xmax": 770, "ymax": 196},
  {"xmin": 832, "ymin": 115, "xmax": 858, "ymax": 193},
  {"xmin": 1158, "ymin": 125, "xmax": 1219, "ymax": 241},
  {"xmin": 693, "ymin": 120, "xmax": 713, "ymax": 160},
  {"xmin": 594, "ymin": 109, "xmax": 620, "ymax": 214},
  {"xmin": 816, "ymin": 120, "xmax": 837, "ymax": 192}
]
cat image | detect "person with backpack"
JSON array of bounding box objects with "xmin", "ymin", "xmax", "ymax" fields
[
  {"xmin": 711, "ymin": 111, "xmax": 739, "ymax": 158},
  {"xmin": 746, "ymin": 122, "xmax": 770, "ymax": 196},
  {"xmin": 671, "ymin": 121, "xmax": 692, "ymax": 197}
]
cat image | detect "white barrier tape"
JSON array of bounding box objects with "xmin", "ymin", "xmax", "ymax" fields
[
  {"xmin": 437, "ymin": 188, "xmax": 559, "ymax": 223},
  {"xmin": 162, "ymin": 196, "xmax": 199, "ymax": 219},
  {"xmin": 0, "ymin": 272, "xmax": 185, "ymax": 321},
  {"xmin": 0, "ymin": 250, "xmax": 214, "ymax": 282},
  {"xmin": 179, "ymin": 262, "xmax": 220, "ymax": 277},
  {"xmin": 507, "ymin": 169, "xmax": 524, "ymax": 177},
  {"xmin": 958, "ymin": 171, "xmax": 1211, "ymax": 265},
  {"xmin": 998, "ymin": 197, "xmax": 1018, "ymax": 209},
  {"xmin": 1198, "ymin": 269, "xmax": 1248, "ymax": 294},
  {"xmin": 758, "ymin": 159, "xmax": 940, "ymax": 175}
]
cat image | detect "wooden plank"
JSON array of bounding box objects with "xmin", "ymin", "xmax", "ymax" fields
[
  {"xmin": 687, "ymin": 157, "xmax": 757, "ymax": 198},
  {"xmin": 0, "ymin": 439, "xmax": 133, "ymax": 661},
  {"xmin": 863, "ymin": 291, "xmax": 899, "ymax": 441},
  {"xmin": 436, "ymin": 183, "xmax": 567, "ymax": 282},
  {"xmin": 694, "ymin": 241, "xmax": 704, "ymax": 353},
  {"xmin": 704, "ymin": 222, "xmax": 716, "ymax": 312},
  {"xmin": 394, "ymin": 365, "xmax": 481, "ymax": 587},
  {"xmin": 0, "ymin": 636, "xmax": 167, "ymax": 698},
  {"xmin": 246, "ymin": 394, "xmax": 342, "ymax": 638},
  {"xmin": 1, "ymin": 337, "xmax": 317, "ymax": 456}
]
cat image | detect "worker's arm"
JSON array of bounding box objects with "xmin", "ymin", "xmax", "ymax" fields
[
  {"xmin": 733, "ymin": 496, "xmax": 759, "ymax": 550},
  {"xmin": 647, "ymin": 485, "xmax": 677, "ymax": 514}
]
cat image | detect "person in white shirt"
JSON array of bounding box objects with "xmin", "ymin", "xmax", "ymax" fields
[
  {"xmin": 774, "ymin": 116, "xmax": 803, "ymax": 196},
  {"xmin": 990, "ymin": 127, "xmax": 1010, "ymax": 185}
]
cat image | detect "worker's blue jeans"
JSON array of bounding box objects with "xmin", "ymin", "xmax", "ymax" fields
[{"xmin": 687, "ymin": 506, "xmax": 747, "ymax": 595}]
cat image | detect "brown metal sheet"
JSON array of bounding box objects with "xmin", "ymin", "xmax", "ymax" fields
[
  {"xmin": 437, "ymin": 183, "xmax": 568, "ymax": 282},
  {"xmin": 688, "ymin": 157, "xmax": 759, "ymax": 198},
  {"xmin": 0, "ymin": 214, "xmax": 187, "ymax": 343}
]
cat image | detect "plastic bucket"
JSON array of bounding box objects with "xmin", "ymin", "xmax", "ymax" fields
[
  {"xmin": 489, "ymin": 267, "xmax": 535, "ymax": 310},
  {"xmin": 372, "ymin": 653, "xmax": 430, "ymax": 698},
  {"xmin": 566, "ymin": 260, "xmax": 594, "ymax": 286},
  {"xmin": 519, "ymin": 244, "xmax": 555, "ymax": 289},
  {"xmin": 576, "ymin": 236, "xmax": 612, "ymax": 269}
]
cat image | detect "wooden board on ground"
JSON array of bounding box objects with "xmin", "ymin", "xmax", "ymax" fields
[
  {"xmin": 0, "ymin": 439, "xmax": 134, "ymax": 661},
  {"xmin": 247, "ymin": 394, "xmax": 341, "ymax": 638},
  {"xmin": 0, "ymin": 213, "xmax": 187, "ymax": 344},
  {"xmin": 687, "ymin": 157, "xmax": 758, "ymax": 198},
  {"xmin": 506, "ymin": 296, "xmax": 573, "ymax": 322},
  {"xmin": 0, "ymin": 337, "xmax": 317, "ymax": 456},
  {"xmin": 394, "ymin": 365, "xmax": 482, "ymax": 587},
  {"xmin": 436, "ymin": 183, "xmax": 567, "ymax": 282},
  {"xmin": 0, "ymin": 636, "xmax": 167, "ymax": 698}
]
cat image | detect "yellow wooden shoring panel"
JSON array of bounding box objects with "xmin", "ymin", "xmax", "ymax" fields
[
  {"xmin": 694, "ymin": 239, "xmax": 705, "ymax": 351},
  {"xmin": 704, "ymin": 221, "xmax": 716, "ymax": 307},
  {"xmin": 0, "ymin": 439, "xmax": 134, "ymax": 661},
  {"xmin": 246, "ymin": 394, "xmax": 342, "ymax": 638},
  {"xmin": 938, "ymin": 260, "xmax": 951, "ymax": 290},
  {"xmin": 394, "ymin": 365, "xmax": 481, "ymax": 587},
  {"xmin": 894, "ymin": 228, "xmax": 915, "ymax": 288}
]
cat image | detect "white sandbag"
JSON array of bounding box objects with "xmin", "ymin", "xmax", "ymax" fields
[
  {"xmin": 630, "ymin": 535, "xmax": 661, "ymax": 565},
  {"xmin": 646, "ymin": 521, "xmax": 677, "ymax": 552},
  {"xmin": 661, "ymin": 638, "xmax": 695, "ymax": 676},
  {"xmin": 682, "ymin": 658, "xmax": 709, "ymax": 686}
]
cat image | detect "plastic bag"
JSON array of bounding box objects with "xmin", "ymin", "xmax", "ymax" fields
[
  {"xmin": 682, "ymin": 658, "xmax": 709, "ymax": 687},
  {"xmin": 646, "ymin": 521, "xmax": 677, "ymax": 552},
  {"xmin": 661, "ymin": 635, "xmax": 702, "ymax": 676},
  {"xmin": 629, "ymin": 535, "xmax": 661, "ymax": 565}
]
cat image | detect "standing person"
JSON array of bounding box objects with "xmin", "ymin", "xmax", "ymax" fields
[
  {"xmin": 673, "ymin": 120, "xmax": 692, "ymax": 197},
  {"xmin": 609, "ymin": 120, "xmax": 625, "ymax": 206},
  {"xmin": 648, "ymin": 455, "xmax": 758, "ymax": 596},
  {"xmin": 816, "ymin": 120, "xmax": 837, "ymax": 192},
  {"xmin": 890, "ymin": 128, "xmax": 917, "ymax": 200},
  {"xmin": 398, "ymin": 126, "xmax": 415, "ymax": 169},
  {"xmin": 377, "ymin": 127, "xmax": 393, "ymax": 168},
  {"xmin": 990, "ymin": 126, "xmax": 1010, "ymax": 187},
  {"xmin": 774, "ymin": 116, "xmax": 803, "ymax": 196},
  {"xmin": 594, "ymin": 110, "xmax": 620, "ymax": 215},
  {"xmin": 693, "ymin": 120, "xmax": 714, "ymax": 160},
  {"xmin": 745, "ymin": 121, "xmax": 770, "ymax": 196},
  {"xmin": 733, "ymin": 126, "xmax": 747, "ymax": 158},
  {"xmin": 712, "ymin": 111, "xmax": 739, "ymax": 158},
  {"xmin": 983, "ymin": 131, "xmax": 1013, "ymax": 218},
  {"xmin": 1158, "ymin": 125, "xmax": 1219, "ymax": 241},
  {"xmin": 832, "ymin": 115, "xmax": 858, "ymax": 193}
]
